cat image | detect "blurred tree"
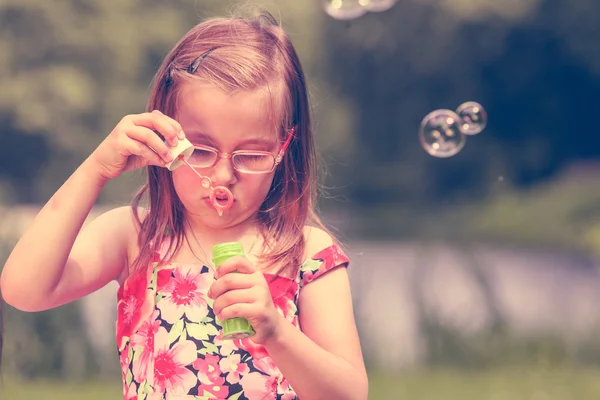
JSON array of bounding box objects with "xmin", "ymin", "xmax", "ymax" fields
[
  {"xmin": 0, "ymin": 0, "xmax": 201, "ymax": 203},
  {"xmin": 0, "ymin": 0, "xmax": 327, "ymax": 204},
  {"xmin": 321, "ymin": 0, "xmax": 600, "ymax": 210}
]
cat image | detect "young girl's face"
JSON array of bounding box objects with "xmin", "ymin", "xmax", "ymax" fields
[{"xmin": 172, "ymin": 81, "xmax": 282, "ymax": 229}]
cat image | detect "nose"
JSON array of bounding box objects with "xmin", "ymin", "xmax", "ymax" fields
[{"xmin": 210, "ymin": 155, "xmax": 237, "ymax": 187}]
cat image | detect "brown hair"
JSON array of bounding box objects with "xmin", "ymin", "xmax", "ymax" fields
[{"xmin": 130, "ymin": 11, "xmax": 328, "ymax": 277}]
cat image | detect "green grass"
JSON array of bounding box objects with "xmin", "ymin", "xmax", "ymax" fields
[
  {"xmin": 0, "ymin": 378, "xmax": 122, "ymax": 400},
  {"xmin": 2, "ymin": 366, "xmax": 599, "ymax": 399},
  {"xmin": 369, "ymin": 366, "xmax": 600, "ymax": 400}
]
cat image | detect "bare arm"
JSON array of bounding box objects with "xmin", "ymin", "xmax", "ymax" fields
[
  {"xmin": 0, "ymin": 158, "xmax": 128, "ymax": 311},
  {"xmin": 0, "ymin": 110, "xmax": 184, "ymax": 312},
  {"xmin": 262, "ymin": 229, "xmax": 369, "ymax": 400}
]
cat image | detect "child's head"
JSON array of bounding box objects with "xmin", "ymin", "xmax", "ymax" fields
[{"xmin": 132, "ymin": 11, "xmax": 324, "ymax": 274}]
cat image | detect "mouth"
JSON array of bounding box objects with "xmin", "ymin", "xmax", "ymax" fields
[
  {"xmin": 214, "ymin": 196, "xmax": 231, "ymax": 206},
  {"xmin": 209, "ymin": 189, "xmax": 232, "ymax": 201},
  {"xmin": 203, "ymin": 196, "xmax": 234, "ymax": 204},
  {"xmin": 204, "ymin": 186, "xmax": 235, "ymax": 215}
]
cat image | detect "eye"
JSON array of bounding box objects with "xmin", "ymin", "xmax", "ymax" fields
[
  {"xmin": 233, "ymin": 153, "xmax": 274, "ymax": 172},
  {"xmin": 188, "ymin": 147, "xmax": 217, "ymax": 166}
]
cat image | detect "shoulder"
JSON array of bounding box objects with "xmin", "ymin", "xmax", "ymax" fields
[
  {"xmin": 302, "ymin": 225, "xmax": 336, "ymax": 260},
  {"xmin": 299, "ymin": 225, "xmax": 349, "ymax": 288},
  {"xmin": 90, "ymin": 205, "xmax": 147, "ymax": 263},
  {"xmin": 92, "ymin": 205, "xmax": 145, "ymax": 234},
  {"xmin": 65, "ymin": 206, "xmax": 145, "ymax": 288}
]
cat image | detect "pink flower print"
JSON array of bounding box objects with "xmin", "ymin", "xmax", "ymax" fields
[
  {"xmin": 234, "ymin": 337, "xmax": 270, "ymax": 361},
  {"xmin": 239, "ymin": 372, "xmax": 278, "ymax": 400},
  {"xmin": 116, "ymin": 269, "xmax": 154, "ymax": 350},
  {"xmin": 157, "ymin": 264, "xmax": 212, "ymax": 324},
  {"xmin": 240, "ymin": 357, "xmax": 295, "ymax": 400},
  {"xmin": 156, "ymin": 268, "xmax": 174, "ymax": 292},
  {"xmin": 314, "ymin": 244, "xmax": 348, "ymax": 267},
  {"xmin": 151, "ymin": 250, "xmax": 161, "ymax": 263},
  {"xmin": 213, "ymin": 334, "xmax": 238, "ymax": 356},
  {"xmin": 120, "ymin": 345, "xmax": 131, "ymax": 373},
  {"xmin": 301, "ymin": 245, "xmax": 349, "ymax": 287},
  {"xmin": 146, "ymin": 394, "xmax": 164, "ymax": 400},
  {"xmin": 219, "ymin": 354, "xmax": 249, "ymax": 384},
  {"xmin": 124, "ymin": 382, "xmax": 137, "ymax": 400},
  {"xmin": 193, "ymin": 354, "xmax": 222, "ymax": 383},
  {"xmin": 264, "ymin": 274, "xmax": 295, "ymax": 299},
  {"xmin": 265, "ymin": 274, "xmax": 298, "ymax": 325},
  {"xmin": 164, "ymin": 395, "xmax": 197, "ymax": 400},
  {"xmin": 252, "ymin": 357, "xmax": 280, "ymax": 376},
  {"xmin": 278, "ymin": 378, "xmax": 296, "ymax": 400},
  {"xmin": 130, "ymin": 310, "xmax": 160, "ymax": 383},
  {"xmin": 197, "ymin": 376, "xmax": 230, "ymax": 399},
  {"xmin": 312, "ymin": 245, "xmax": 349, "ymax": 274},
  {"xmin": 272, "ymin": 296, "xmax": 298, "ymax": 325},
  {"xmin": 152, "ymin": 327, "xmax": 198, "ymax": 395}
]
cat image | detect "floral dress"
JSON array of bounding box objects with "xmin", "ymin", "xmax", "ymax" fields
[{"xmin": 115, "ymin": 242, "xmax": 349, "ymax": 400}]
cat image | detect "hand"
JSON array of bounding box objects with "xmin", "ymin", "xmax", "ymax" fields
[
  {"xmin": 208, "ymin": 256, "xmax": 283, "ymax": 345},
  {"xmin": 89, "ymin": 110, "xmax": 185, "ymax": 181}
]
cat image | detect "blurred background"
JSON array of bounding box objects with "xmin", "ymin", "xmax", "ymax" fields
[{"xmin": 1, "ymin": 0, "xmax": 600, "ymax": 399}]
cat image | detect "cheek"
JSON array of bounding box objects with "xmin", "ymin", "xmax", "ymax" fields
[
  {"xmin": 171, "ymin": 169, "xmax": 201, "ymax": 198},
  {"xmin": 243, "ymin": 175, "xmax": 275, "ymax": 202}
]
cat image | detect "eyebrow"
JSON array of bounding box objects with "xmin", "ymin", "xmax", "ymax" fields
[{"xmin": 187, "ymin": 131, "xmax": 278, "ymax": 147}]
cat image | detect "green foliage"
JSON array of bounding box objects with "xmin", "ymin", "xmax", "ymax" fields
[
  {"xmin": 461, "ymin": 171, "xmax": 600, "ymax": 253},
  {"xmin": 351, "ymin": 170, "xmax": 600, "ymax": 255},
  {"xmin": 0, "ymin": 0, "xmax": 327, "ymax": 203}
]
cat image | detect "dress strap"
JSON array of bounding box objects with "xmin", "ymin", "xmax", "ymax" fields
[{"xmin": 149, "ymin": 236, "xmax": 173, "ymax": 263}]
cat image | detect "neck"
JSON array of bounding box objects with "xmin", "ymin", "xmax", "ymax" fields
[{"xmin": 183, "ymin": 211, "xmax": 262, "ymax": 253}]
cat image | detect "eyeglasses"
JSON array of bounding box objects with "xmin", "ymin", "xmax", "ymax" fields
[{"xmin": 186, "ymin": 128, "xmax": 295, "ymax": 174}]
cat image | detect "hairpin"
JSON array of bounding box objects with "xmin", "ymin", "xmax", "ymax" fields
[
  {"xmin": 187, "ymin": 48, "xmax": 217, "ymax": 74},
  {"xmin": 164, "ymin": 62, "xmax": 174, "ymax": 87}
]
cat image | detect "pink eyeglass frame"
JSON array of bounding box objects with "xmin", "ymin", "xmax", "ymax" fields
[{"xmin": 187, "ymin": 128, "xmax": 296, "ymax": 174}]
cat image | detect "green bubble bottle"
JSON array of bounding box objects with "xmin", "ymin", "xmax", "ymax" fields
[{"xmin": 212, "ymin": 242, "xmax": 256, "ymax": 340}]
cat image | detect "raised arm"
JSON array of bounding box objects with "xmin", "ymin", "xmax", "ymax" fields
[
  {"xmin": 0, "ymin": 165, "xmax": 129, "ymax": 311},
  {"xmin": 1, "ymin": 110, "xmax": 184, "ymax": 311}
]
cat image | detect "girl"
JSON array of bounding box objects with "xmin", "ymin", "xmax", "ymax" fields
[{"xmin": 0, "ymin": 11, "xmax": 368, "ymax": 400}]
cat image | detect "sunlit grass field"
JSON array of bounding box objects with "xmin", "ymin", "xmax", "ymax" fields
[{"xmin": 2, "ymin": 366, "xmax": 599, "ymax": 400}]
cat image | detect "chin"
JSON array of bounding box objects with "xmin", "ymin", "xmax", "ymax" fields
[
  {"xmin": 200, "ymin": 205, "xmax": 257, "ymax": 228},
  {"xmin": 203, "ymin": 213, "xmax": 239, "ymax": 228}
]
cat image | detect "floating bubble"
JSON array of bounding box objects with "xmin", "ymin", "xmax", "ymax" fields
[
  {"xmin": 419, "ymin": 109, "xmax": 466, "ymax": 158},
  {"xmin": 360, "ymin": 0, "xmax": 397, "ymax": 12},
  {"xmin": 323, "ymin": 0, "xmax": 367, "ymax": 20},
  {"xmin": 456, "ymin": 101, "xmax": 487, "ymax": 135}
]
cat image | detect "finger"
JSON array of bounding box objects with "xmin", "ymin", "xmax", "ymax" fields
[
  {"xmin": 219, "ymin": 303, "xmax": 256, "ymax": 322},
  {"xmin": 125, "ymin": 139, "xmax": 166, "ymax": 168},
  {"xmin": 125, "ymin": 125, "xmax": 173, "ymax": 163},
  {"xmin": 215, "ymin": 256, "xmax": 257, "ymax": 278},
  {"xmin": 129, "ymin": 112, "xmax": 180, "ymax": 146},
  {"xmin": 152, "ymin": 110, "xmax": 185, "ymax": 140},
  {"xmin": 212, "ymin": 288, "xmax": 257, "ymax": 316},
  {"xmin": 209, "ymin": 272, "xmax": 254, "ymax": 299}
]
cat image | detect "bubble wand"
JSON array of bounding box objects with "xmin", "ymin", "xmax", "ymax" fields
[{"xmin": 165, "ymin": 138, "xmax": 233, "ymax": 216}]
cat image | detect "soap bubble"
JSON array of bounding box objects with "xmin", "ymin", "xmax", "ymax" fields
[
  {"xmin": 419, "ymin": 109, "xmax": 466, "ymax": 158},
  {"xmin": 456, "ymin": 101, "xmax": 487, "ymax": 135},
  {"xmin": 323, "ymin": 0, "xmax": 367, "ymax": 20},
  {"xmin": 361, "ymin": 0, "xmax": 397, "ymax": 12}
]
